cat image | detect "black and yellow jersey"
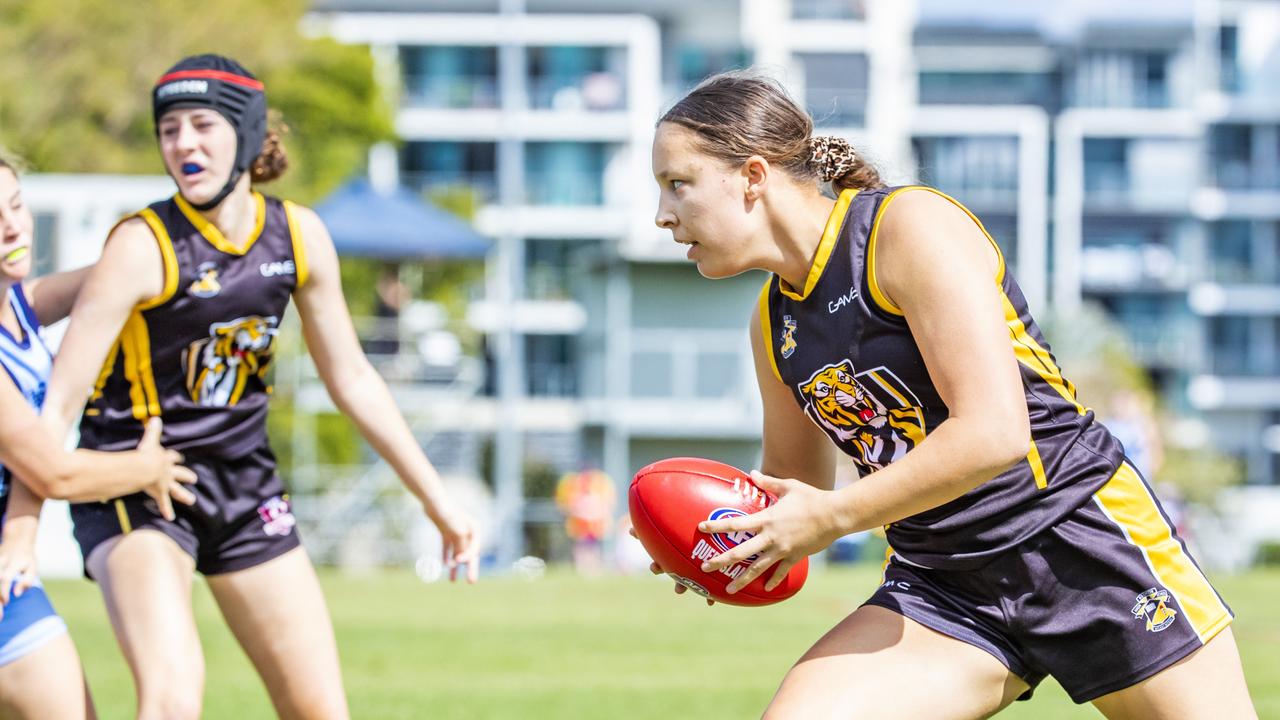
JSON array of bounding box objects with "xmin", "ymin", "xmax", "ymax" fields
[
  {"xmin": 79, "ymin": 192, "xmax": 308, "ymax": 459},
  {"xmin": 759, "ymin": 186, "xmax": 1125, "ymax": 571}
]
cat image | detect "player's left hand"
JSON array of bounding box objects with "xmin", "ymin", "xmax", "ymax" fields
[
  {"xmin": 0, "ymin": 518, "xmax": 40, "ymax": 618},
  {"xmin": 431, "ymin": 502, "xmax": 480, "ymax": 584},
  {"xmin": 698, "ymin": 470, "xmax": 843, "ymax": 595}
]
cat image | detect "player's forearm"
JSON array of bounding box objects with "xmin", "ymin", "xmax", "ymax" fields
[
  {"xmin": 14, "ymin": 441, "xmax": 156, "ymax": 502},
  {"xmin": 830, "ymin": 416, "xmax": 1028, "ymax": 535},
  {"xmin": 26, "ymin": 265, "xmax": 93, "ymax": 327},
  {"xmin": 2, "ymin": 483, "xmax": 44, "ymax": 541},
  {"xmin": 328, "ymin": 364, "xmax": 451, "ymax": 515}
]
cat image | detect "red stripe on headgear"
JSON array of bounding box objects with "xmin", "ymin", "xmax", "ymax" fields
[{"xmin": 156, "ymin": 69, "xmax": 265, "ymax": 91}]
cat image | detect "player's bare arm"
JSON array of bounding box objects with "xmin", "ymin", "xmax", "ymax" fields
[
  {"xmin": 23, "ymin": 264, "xmax": 93, "ymax": 327},
  {"xmin": 291, "ymin": 203, "xmax": 479, "ymax": 582}
]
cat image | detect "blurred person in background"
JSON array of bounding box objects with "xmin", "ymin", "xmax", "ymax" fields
[
  {"xmin": 0, "ymin": 155, "xmax": 195, "ymax": 719},
  {"xmin": 554, "ymin": 466, "xmax": 615, "ymax": 575},
  {"xmin": 649, "ymin": 72, "xmax": 1255, "ymax": 719},
  {"xmin": 32, "ymin": 55, "xmax": 478, "ymax": 720}
]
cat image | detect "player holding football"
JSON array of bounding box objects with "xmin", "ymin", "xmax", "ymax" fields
[
  {"xmin": 24, "ymin": 54, "xmax": 478, "ymax": 719},
  {"xmin": 649, "ymin": 72, "xmax": 1256, "ymax": 718}
]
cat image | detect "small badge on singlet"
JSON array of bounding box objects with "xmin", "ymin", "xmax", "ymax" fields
[{"xmin": 188, "ymin": 261, "xmax": 222, "ymax": 299}]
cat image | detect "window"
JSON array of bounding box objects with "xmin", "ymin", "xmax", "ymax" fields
[
  {"xmin": 400, "ymin": 46, "xmax": 498, "ymax": 109},
  {"xmin": 401, "ymin": 142, "xmax": 497, "ymax": 203},
  {"xmin": 527, "ymin": 46, "xmax": 626, "ymax": 111},
  {"xmin": 798, "ymin": 53, "xmax": 869, "ymax": 128}
]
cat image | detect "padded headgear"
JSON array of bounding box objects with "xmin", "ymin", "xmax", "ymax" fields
[{"xmin": 153, "ymin": 54, "xmax": 267, "ymax": 210}]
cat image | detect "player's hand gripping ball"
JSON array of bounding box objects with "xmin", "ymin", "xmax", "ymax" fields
[{"xmin": 629, "ymin": 457, "xmax": 808, "ymax": 606}]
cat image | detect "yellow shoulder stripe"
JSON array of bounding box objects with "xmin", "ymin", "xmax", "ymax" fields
[
  {"xmin": 778, "ymin": 188, "xmax": 858, "ymax": 301},
  {"xmin": 866, "ymin": 186, "xmax": 1007, "ymax": 317},
  {"xmin": 282, "ymin": 200, "xmax": 309, "ymax": 289},
  {"xmin": 757, "ymin": 276, "xmax": 783, "ymax": 383},
  {"xmin": 134, "ymin": 209, "xmax": 180, "ymax": 310}
]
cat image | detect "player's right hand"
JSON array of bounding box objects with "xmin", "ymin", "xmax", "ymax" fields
[
  {"xmin": 135, "ymin": 417, "xmax": 198, "ymax": 521},
  {"xmin": 630, "ymin": 525, "xmax": 715, "ymax": 606}
]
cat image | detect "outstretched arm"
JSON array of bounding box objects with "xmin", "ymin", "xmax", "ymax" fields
[
  {"xmin": 289, "ymin": 204, "xmax": 478, "ymax": 582},
  {"xmin": 23, "ymin": 265, "xmax": 93, "ymax": 327}
]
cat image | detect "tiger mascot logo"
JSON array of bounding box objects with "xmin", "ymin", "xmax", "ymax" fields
[
  {"xmin": 798, "ymin": 360, "xmax": 925, "ymax": 471},
  {"xmin": 184, "ymin": 315, "xmax": 279, "ymax": 407}
]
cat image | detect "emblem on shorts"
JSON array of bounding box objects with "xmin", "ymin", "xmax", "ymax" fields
[
  {"xmin": 779, "ymin": 315, "xmax": 798, "ymax": 359},
  {"xmin": 258, "ymin": 495, "xmax": 296, "ymax": 537},
  {"xmin": 1132, "ymin": 587, "xmax": 1178, "ymax": 632}
]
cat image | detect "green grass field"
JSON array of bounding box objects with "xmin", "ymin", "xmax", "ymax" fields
[{"xmin": 45, "ymin": 565, "xmax": 1280, "ymax": 719}]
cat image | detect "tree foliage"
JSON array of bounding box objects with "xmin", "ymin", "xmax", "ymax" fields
[{"xmin": 0, "ymin": 0, "xmax": 393, "ymax": 203}]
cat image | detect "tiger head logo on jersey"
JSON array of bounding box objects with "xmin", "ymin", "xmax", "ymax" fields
[
  {"xmin": 188, "ymin": 261, "xmax": 222, "ymax": 299},
  {"xmin": 797, "ymin": 360, "xmax": 926, "ymax": 471},
  {"xmin": 184, "ymin": 315, "xmax": 279, "ymax": 407},
  {"xmin": 780, "ymin": 315, "xmax": 798, "ymax": 359},
  {"xmin": 1131, "ymin": 587, "xmax": 1178, "ymax": 633}
]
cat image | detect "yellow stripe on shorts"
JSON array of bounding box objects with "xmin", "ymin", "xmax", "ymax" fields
[
  {"xmin": 1092, "ymin": 462, "xmax": 1231, "ymax": 643},
  {"xmin": 114, "ymin": 499, "xmax": 133, "ymax": 534}
]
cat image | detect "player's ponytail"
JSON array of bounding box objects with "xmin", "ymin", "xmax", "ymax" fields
[
  {"xmin": 249, "ymin": 111, "xmax": 289, "ymax": 184},
  {"xmin": 660, "ymin": 71, "xmax": 883, "ymax": 192},
  {"xmin": 807, "ymin": 135, "xmax": 882, "ymax": 192}
]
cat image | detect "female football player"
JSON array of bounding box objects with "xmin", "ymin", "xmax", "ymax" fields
[
  {"xmin": 38, "ymin": 55, "xmax": 479, "ymax": 720},
  {"xmin": 0, "ymin": 155, "xmax": 195, "ymax": 719},
  {"xmin": 649, "ymin": 72, "xmax": 1256, "ymax": 718}
]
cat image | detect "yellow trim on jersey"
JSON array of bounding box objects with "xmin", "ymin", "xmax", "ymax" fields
[
  {"xmin": 114, "ymin": 499, "xmax": 133, "ymax": 534},
  {"xmin": 865, "ymin": 186, "xmax": 1008, "ymax": 317},
  {"xmin": 174, "ymin": 191, "xmax": 266, "ymax": 256},
  {"xmin": 1026, "ymin": 438, "xmax": 1048, "ymax": 490},
  {"xmin": 119, "ymin": 311, "xmax": 161, "ymax": 420},
  {"xmin": 89, "ymin": 339, "xmax": 121, "ymax": 406},
  {"xmin": 758, "ymin": 277, "xmax": 783, "ymax": 383},
  {"xmin": 282, "ymin": 200, "xmax": 309, "ymax": 289},
  {"xmin": 134, "ymin": 209, "xmax": 180, "ymax": 310},
  {"xmin": 778, "ymin": 188, "xmax": 858, "ymax": 301},
  {"xmin": 1092, "ymin": 463, "xmax": 1232, "ymax": 644},
  {"xmin": 999, "ymin": 292, "xmax": 1086, "ymax": 415}
]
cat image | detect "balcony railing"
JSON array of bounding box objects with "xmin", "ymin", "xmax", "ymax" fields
[
  {"xmin": 523, "ymin": 172, "xmax": 605, "ymax": 206},
  {"xmin": 527, "ymin": 73, "xmax": 626, "ymax": 112},
  {"xmin": 401, "ymin": 75, "xmax": 499, "ymax": 110},
  {"xmin": 401, "ymin": 171, "xmax": 498, "ymax": 205},
  {"xmin": 792, "ymin": 0, "xmax": 865, "ymax": 20}
]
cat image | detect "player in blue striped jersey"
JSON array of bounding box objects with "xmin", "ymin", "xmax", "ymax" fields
[{"xmin": 0, "ymin": 155, "xmax": 195, "ymax": 719}]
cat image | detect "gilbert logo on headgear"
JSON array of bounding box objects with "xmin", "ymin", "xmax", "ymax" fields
[{"xmin": 156, "ymin": 80, "xmax": 209, "ymax": 98}]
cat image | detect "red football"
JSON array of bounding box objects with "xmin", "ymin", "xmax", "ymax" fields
[{"xmin": 629, "ymin": 457, "xmax": 808, "ymax": 607}]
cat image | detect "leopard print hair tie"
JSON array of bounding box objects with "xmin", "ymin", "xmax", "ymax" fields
[{"xmin": 808, "ymin": 136, "xmax": 857, "ymax": 182}]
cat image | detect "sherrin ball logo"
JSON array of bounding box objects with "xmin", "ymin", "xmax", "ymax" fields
[{"xmin": 706, "ymin": 507, "xmax": 758, "ymax": 561}]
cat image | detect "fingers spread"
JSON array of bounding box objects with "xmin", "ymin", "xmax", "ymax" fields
[
  {"xmin": 702, "ymin": 534, "xmax": 768, "ymax": 573},
  {"xmin": 725, "ymin": 553, "xmax": 779, "ymax": 594}
]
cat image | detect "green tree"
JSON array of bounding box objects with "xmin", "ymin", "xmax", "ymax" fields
[{"xmin": 0, "ymin": 0, "xmax": 392, "ymax": 203}]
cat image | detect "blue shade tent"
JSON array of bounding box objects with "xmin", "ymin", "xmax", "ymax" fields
[{"xmin": 314, "ymin": 178, "xmax": 491, "ymax": 259}]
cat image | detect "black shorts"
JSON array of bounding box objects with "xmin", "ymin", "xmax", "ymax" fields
[
  {"xmin": 865, "ymin": 461, "xmax": 1233, "ymax": 704},
  {"xmin": 71, "ymin": 444, "xmax": 301, "ymax": 577}
]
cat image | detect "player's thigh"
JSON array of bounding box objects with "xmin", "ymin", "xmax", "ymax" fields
[
  {"xmin": 88, "ymin": 530, "xmax": 203, "ymax": 686},
  {"xmin": 765, "ymin": 604, "xmax": 1028, "ymax": 720},
  {"xmin": 1091, "ymin": 627, "xmax": 1257, "ymax": 720},
  {"xmin": 0, "ymin": 632, "xmax": 90, "ymax": 720},
  {"xmin": 206, "ymin": 546, "xmax": 348, "ymax": 720}
]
